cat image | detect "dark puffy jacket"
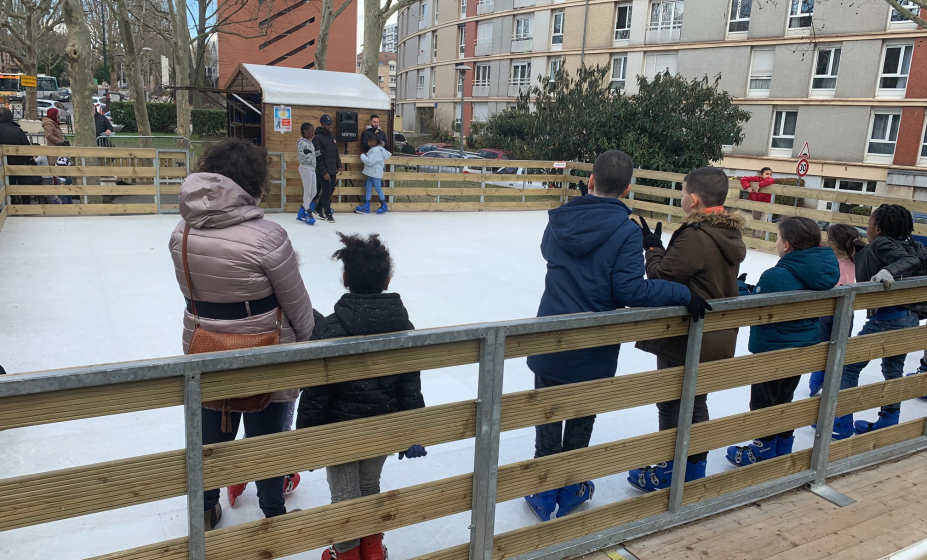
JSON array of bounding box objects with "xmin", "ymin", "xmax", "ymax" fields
[
  {"xmin": 855, "ymin": 236, "xmax": 927, "ymax": 317},
  {"xmin": 526, "ymin": 195, "xmax": 691, "ymax": 384},
  {"xmin": 360, "ymin": 126, "xmax": 387, "ymax": 154},
  {"xmin": 313, "ymin": 126, "xmax": 342, "ymax": 177},
  {"xmin": 0, "ymin": 121, "xmax": 32, "ymax": 166},
  {"xmin": 636, "ymin": 211, "xmax": 747, "ymax": 366},
  {"xmin": 295, "ymin": 293, "xmax": 425, "ymax": 428},
  {"xmin": 749, "ymin": 247, "xmax": 839, "ymax": 354}
]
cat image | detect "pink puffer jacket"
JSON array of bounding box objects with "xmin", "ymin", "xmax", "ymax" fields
[{"xmin": 168, "ymin": 172, "xmax": 314, "ymax": 402}]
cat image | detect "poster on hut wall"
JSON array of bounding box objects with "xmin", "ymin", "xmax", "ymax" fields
[{"xmin": 274, "ymin": 106, "xmax": 292, "ymax": 133}]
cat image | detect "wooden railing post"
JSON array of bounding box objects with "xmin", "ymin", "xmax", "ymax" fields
[
  {"xmin": 667, "ymin": 316, "xmax": 704, "ymax": 514},
  {"xmin": 183, "ymin": 371, "xmax": 206, "ymax": 560}
]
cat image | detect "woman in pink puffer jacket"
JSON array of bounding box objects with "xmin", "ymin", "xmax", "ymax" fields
[{"xmin": 168, "ymin": 139, "xmax": 314, "ymax": 529}]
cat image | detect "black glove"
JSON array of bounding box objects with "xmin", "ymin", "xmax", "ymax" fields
[
  {"xmin": 399, "ymin": 444, "xmax": 427, "ymax": 460},
  {"xmin": 737, "ymin": 273, "xmax": 755, "ymax": 295},
  {"xmin": 303, "ymin": 148, "xmax": 311, "ymax": 154},
  {"xmin": 687, "ymin": 291, "xmax": 712, "ymax": 322},
  {"xmin": 639, "ymin": 216, "xmax": 664, "ymax": 250}
]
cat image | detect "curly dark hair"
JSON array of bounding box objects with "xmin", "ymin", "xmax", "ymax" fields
[
  {"xmin": 778, "ymin": 216, "xmax": 821, "ymax": 252},
  {"xmin": 332, "ymin": 232, "xmax": 393, "ymax": 294},
  {"xmin": 196, "ymin": 139, "xmax": 269, "ymax": 199},
  {"xmin": 872, "ymin": 204, "xmax": 913, "ymax": 241}
]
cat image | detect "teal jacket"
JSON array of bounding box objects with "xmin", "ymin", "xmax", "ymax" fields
[{"xmin": 748, "ymin": 247, "xmax": 840, "ymax": 354}]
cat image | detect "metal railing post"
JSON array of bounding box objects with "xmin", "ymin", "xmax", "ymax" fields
[
  {"xmin": 480, "ymin": 166, "xmax": 486, "ymax": 204},
  {"xmin": 469, "ymin": 328, "xmax": 506, "ymax": 560},
  {"xmin": 184, "ymin": 371, "xmax": 206, "ymax": 560},
  {"xmin": 154, "ymin": 149, "xmax": 161, "ymax": 214},
  {"xmin": 81, "ymin": 157, "xmax": 88, "ymax": 205},
  {"xmin": 667, "ymin": 317, "xmax": 704, "ymax": 514},
  {"xmin": 280, "ymin": 155, "xmax": 287, "ymax": 212},
  {"xmin": 809, "ymin": 289, "xmax": 855, "ymax": 485}
]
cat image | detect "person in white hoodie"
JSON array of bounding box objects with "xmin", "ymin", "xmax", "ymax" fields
[
  {"xmin": 296, "ymin": 123, "xmax": 319, "ymax": 225},
  {"xmin": 356, "ymin": 135, "xmax": 391, "ymax": 215}
]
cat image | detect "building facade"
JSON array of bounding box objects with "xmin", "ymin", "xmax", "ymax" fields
[
  {"xmin": 394, "ymin": 0, "xmax": 927, "ymax": 196},
  {"xmin": 383, "ymin": 23, "xmax": 400, "ymax": 52},
  {"xmin": 357, "ymin": 51, "xmax": 398, "ymax": 101},
  {"xmin": 216, "ymin": 0, "xmax": 357, "ymax": 87}
]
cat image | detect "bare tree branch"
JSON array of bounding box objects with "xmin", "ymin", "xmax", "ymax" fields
[{"xmin": 881, "ymin": 0, "xmax": 927, "ymax": 27}]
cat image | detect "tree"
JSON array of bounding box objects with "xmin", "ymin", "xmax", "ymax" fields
[
  {"xmin": 168, "ymin": 0, "xmax": 192, "ymax": 137},
  {"xmin": 314, "ymin": 0, "xmax": 354, "ymax": 70},
  {"xmin": 359, "ymin": 0, "xmax": 416, "ymax": 84},
  {"xmin": 36, "ymin": 31, "xmax": 68, "ymax": 77},
  {"xmin": 62, "ymin": 0, "xmax": 96, "ymax": 146},
  {"xmin": 479, "ymin": 65, "xmax": 752, "ymax": 173},
  {"xmin": 113, "ymin": 0, "xmax": 151, "ymax": 143},
  {"xmin": 0, "ymin": 0, "xmax": 63, "ymax": 119},
  {"xmin": 882, "ymin": 0, "xmax": 926, "ymax": 27}
]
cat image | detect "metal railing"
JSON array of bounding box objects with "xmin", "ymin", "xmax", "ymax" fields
[{"xmin": 2, "ymin": 276, "xmax": 927, "ymax": 560}]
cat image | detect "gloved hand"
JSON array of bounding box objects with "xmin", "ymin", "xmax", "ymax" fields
[
  {"xmin": 399, "ymin": 444, "xmax": 427, "ymax": 460},
  {"xmin": 737, "ymin": 273, "xmax": 755, "ymax": 295},
  {"xmin": 687, "ymin": 291, "xmax": 712, "ymax": 322},
  {"xmin": 871, "ymin": 269, "xmax": 895, "ymax": 290},
  {"xmin": 639, "ymin": 216, "xmax": 664, "ymax": 251}
]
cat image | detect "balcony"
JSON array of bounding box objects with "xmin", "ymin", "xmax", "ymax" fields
[
  {"xmin": 416, "ymin": 86, "xmax": 426, "ymax": 98},
  {"xmin": 508, "ymin": 82, "xmax": 530, "ymax": 97},
  {"xmin": 514, "ymin": 0, "xmax": 535, "ymax": 7},
  {"xmin": 645, "ymin": 26, "xmax": 681, "ymax": 44},
  {"xmin": 417, "ymin": 51, "xmax": 428, "ymax": 65},
  {"xmin": 475, "ymin": 39, "xmax": 492, "ymax": 56},
  {"xmin": 511, "ymin": 38, "xmax": 532, "ymax": 53},
  {"xmin": 477, "ymin": 0, "xmax": 494, "ymax": 15},
  {"xmin": 473, "ymin": 84, "xmax": 490, "ymax": 97}
]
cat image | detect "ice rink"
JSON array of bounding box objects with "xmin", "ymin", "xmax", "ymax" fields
[{"xmin": 2, "ymin": 210, "xmax": 926, "ymax": 560}]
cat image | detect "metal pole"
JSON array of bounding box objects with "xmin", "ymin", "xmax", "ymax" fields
[
  {"xmin": 580, "ymin": 0, "xmax": 590, "ymax": 63},
  {"xmin": 184, "ymin": 371, "xmax": 206, "ymax": 560},
  {"xmin": 469, "ymin": 328, "xmax": 506, "ymax": 560},
  {"xmin": 667, "ymin": 317, "xmax": 704, "ymax": 514},
  {"xmin": 459, "ymin": 70, "xmax": 465, "ymax": 158},
  {"xmin": 280, "ymin": 154, "xmax": 287, "ymax": 212},
  {"xmin": 809, "ymin": 288, "xmax": 855, "ymax": 485},
  {"xmin": 154, "ymin": 149, "xmax": 161, "ymax": 214}
]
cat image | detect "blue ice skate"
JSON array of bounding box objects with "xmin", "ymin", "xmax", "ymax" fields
[
  {"xmin": 555, "ymin": 481, "xmax": 594, "ymax": 517},
  {"xmin": 726, "ymin": 439, "xmax": 776, "ymax": 467},
  {"xmin": 524, "ymin": 490, "xmax": 558, "ymax": 522}
]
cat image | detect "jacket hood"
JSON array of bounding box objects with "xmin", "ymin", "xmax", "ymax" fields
[
  {"xmin": 547, "ymin": 195, "xmax": 630, "ymax": 257},
  {"xmin": 333, "ymin": 293, "xmax": 411, "ymax": 336},
  {"xmin": 777, "ymin": 246, "xmax": 840, "ymax": 290},
  {"xmin": 178, "ymin": 172, "xmax": 264, "ymax": 229},
  {"xmin": 683, "ymin": 211, "xmax": 747, "ymax": 266},
  {"xmin": 316, "ymin": 127, "xmax": 333, "ymax": 137}
]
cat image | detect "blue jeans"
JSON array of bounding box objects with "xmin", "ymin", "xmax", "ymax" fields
[
  {"xmin": 364, "ymin": 176, "xmax": 385, "ymax": 201},
  {"xmin": 841, "ymin": 311, "xmax": 919, "ymax": 415}
]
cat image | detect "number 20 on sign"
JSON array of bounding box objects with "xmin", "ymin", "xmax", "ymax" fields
[{"xmin": 796, "ymin": 158, "xmax": 809, "ymax": 178}]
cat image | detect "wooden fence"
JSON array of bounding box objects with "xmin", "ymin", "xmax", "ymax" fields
[{"xmin": 2, "ymin": 278, "xmax": 927, "ymax": 560}]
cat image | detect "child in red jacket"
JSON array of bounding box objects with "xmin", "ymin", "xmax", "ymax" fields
[{"xmin": 740, "ymin": 167, "xmax": 775, "ymax": 238}]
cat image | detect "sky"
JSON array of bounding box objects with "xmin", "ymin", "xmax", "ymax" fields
[{"xmin": 357, "ymin": 0, "xmax": 401, "ymax": 54}]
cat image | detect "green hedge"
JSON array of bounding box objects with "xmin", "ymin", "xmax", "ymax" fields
[{"xmin": 110, "ymin": 101, "xmax": 226, "ymax": 135}]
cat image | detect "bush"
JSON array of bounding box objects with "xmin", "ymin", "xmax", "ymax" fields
[
  {"xmin": 192, "ymin": 109, "xmax": 226, "ymax": 136},
  {"xmin": 110, "ymin": 101, "xmax": 177, "ymax": 133},
  {"xmin": 850, "ymin": 205, "xmax": 872, "ymax": 216}
]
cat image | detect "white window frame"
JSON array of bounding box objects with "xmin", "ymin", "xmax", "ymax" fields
[
  {"xmin": 551, "ymin": 10, "xmax": 564, "ymax": 49},
  {"xmin": 647, "ymin": 0, "xmax": 684, "ymax": 44},
  {"xmin": 461, "ymin": 0, "xmax": 467, "ymax": 17},
  {"xmin": 458, "ymin": 26, "xmax": 466, "ymax": 58},
  {"xmin": 614, "ymin": 3, "xmax": 633, "ymax": 43},
  {"xmin": 788, "ymin": 0, "xmax": 813, "ymax": 29},
  {"xmin": 476, "ymin": 0, "xmax": 494, "ymax": 15},
  {"xmin": 810, "ymin": 47, "xmax": 840, "ymax": 97},
  {"xmin": 420, "ymin": 1, "xmax": 428, "ymax": 20},
  {"xmin": 920, "ymin": 120, "xmax": 927, "ymax": 166},
  {"xmin": 610, "ymin": 54, "xmax": 628, "ymax": 90},
  {"xmin": 728, "ymin": 0, "xmax": 751, "ymax": 34},
  {"xmin": 434, "ymin": 0, "xmax": 439, "ymax": 23},
  {"xmin": 476, "ymin": 21, "xmax": 493, "ymax": 55},
  {"xmin": 457, "ymin": 72, "xmax": 464, "ymax": 95},
  {"xmin": 769, "ymin": 109, "xmax": 798, "ymax": 157},
  {"xmin": 473, "ymin": 63, "xmax": 491, "ymax": 94},
  {"xmin": 548, "ymin": 57, "xmax": 562, "ymax": 81},
  {"xmin": 890, "ymin": 0, "xmax": 920, "ymax": 26},
  {"xmin": 878, "ymin": 43, "xmax": 913, "ymax": 98},
  {"xmin": 747, "ymin": 48, "xmax": 774, "ymax": 97},
  {"xmin": 510, "ymin": 61, "xmax": 531, "ymax": 86},
  {"xmin": 514, "ymin": 16, "xmax": 532, "ymax": 40},
  {"xmin": 417, "ymin": 74, "xmax": 425, "ymax": 90},
  {"xmin": 644, "ymin": 52, "xmax": 677, "ymax": 79},
  {"xmin": 431, "ymin": 68, "xmax": 437, "ymax": 97},
  {"xmin": 865, "ymin": 110, "xmax": 902, "ymax": 163},
  {"xmin": 433, "ymin": 36, "xmax": 438, "ymax": 61}
]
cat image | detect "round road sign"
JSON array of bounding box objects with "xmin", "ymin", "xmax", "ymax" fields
[{"xmin": 796, "ymin": 158, "xmax": 809, "ymax": 178}]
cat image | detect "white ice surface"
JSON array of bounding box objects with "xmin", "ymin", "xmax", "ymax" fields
[{"xmin": 1, "ymin": 211, "xmax": 925, "ymax": 560}]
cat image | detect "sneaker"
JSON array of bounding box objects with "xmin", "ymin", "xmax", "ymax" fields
[
  {"xmin": 325, "ymin": 213, "xmax": 336, "ymax": 223},
  {"xmin": 204, "ymin": 503, "xmax": 222, "ymax": 531}
]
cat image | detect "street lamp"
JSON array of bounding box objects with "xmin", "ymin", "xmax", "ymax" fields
[{"xmin": 455, "ymin": 64, "xmax": 471, "ymax": 157}]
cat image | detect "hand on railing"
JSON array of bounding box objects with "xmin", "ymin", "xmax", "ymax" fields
[
  {"xmin": 871, "ymin": 269, "xmax": 895, "ymax": 290},
  {"xmin": 399, "ymin": 444, "xmax": 427, "ymax": 460},
  {"xmin": 687, "ymin": 291, "xmax": 712, "ymax": 322}
]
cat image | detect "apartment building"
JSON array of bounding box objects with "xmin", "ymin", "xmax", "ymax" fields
[
  {"xmin": 383, "ymin": 23, "xmax": 400, "ymax": 53},
  {"xmin": 394, "ymin": 0, "xmax": 927, "ymax": 199},
  {"xmin": 358, "ymin": 51, "xmax": 398, "ymax": 101}
]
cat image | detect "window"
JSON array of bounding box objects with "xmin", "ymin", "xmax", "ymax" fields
[
  {"xmin": 891, "ymin": 0, "xmax": 920, "ymax": 22},
  {"xmin": 474, "ymin": 64, "xmax": 491, "ymax": 87},
  {"xmin": 811, "ymin": 47, "xmax": 840, "ymax": 94},
  {"xmin": 728, "ymin": 0, "xmax": 751, "ymax": 32},
  {"xmin": 433, "ymin": 37, "xmax": 438, "ymax": 61},
  {"xmin": 461, "ymin": 0, "xmax": 466, "ymax": 17},
  {"xmin": 549, "ymin": 57, "xmax": 562, "ymax": 81},
  {"xmin": 788, "ymin": 0, "xmax": 812, "ymax": 29},
  {"xmin": 647, "ymin": 0, "xmax": 683, "ymax": 43},
  {"xmin": 477, "ymin": 0, "xmax": 493, "ymax": 15},
  {"xmin": 514, "ymin": 16, "xmax": 532, "ymax": 40},
  {"xmin": 879, "ymin": 44, "xmax": 913, "ymax": 96},
  {"xmin": 770, "ymin": 110, "xmax": 798, "ymax": 153},
  {"xmin": 511, "ymin": 61, "xmax": 531, "ymax": 85},
  {"xmin": 644, "ymin": 52, "xmax": 677, "ymax": 78},
  {"xmin": 432, "ymin": 69, "xmax": 437, "ymax": 96},
  {"xmin": 615, "ymin": 4, "xmax": 632, "ymax": 41},
  {"xmin": 417, "ymin": 74, "xmax": 425, "ymax": 90},
  {"xmin": 921, "ymin": 121, "xmax": 927, "ymax": 165},
  {"xmin": 458, "ymin": 27, "xmax": 466, "ymax": 58},
  {"xmin": 420, "ymin": 1, "xmax": 428, "ymax": 20},
  {"xmin": 823, "ymin": 178, "xmax": 878, "ymax": 193},
  {"xmin": 476, "ymin": 21, "xmax": 493, "ymax": 55},
  {"xmin": 435, "ymin": 0, "xmax": 439, "ymax": 23},
  {"xmin": 748, "ymin": 48, "xmax": 774, "ymax": 97},
  {"xmin": 457, "ymin": 72, "xmax": 464, "ymax": 95},
  {"xmin": 611, "ymin": 55, "xmax": 628, "ymax": 89},
  {"xmin": 551, "ymin": 11, "xmax": 564, "ymax": 47},
  {"xmin": 867, "ymin": 112, "xmax": 901, "ymax": 160}
]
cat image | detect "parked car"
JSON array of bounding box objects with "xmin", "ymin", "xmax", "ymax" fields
[
  {"xmin": 417, "ymin": 149, "xmax": 484, "ymax": 173},
  {"xmin": 393, "ymin": 131, "xmax": 415, "ymax": 154},
  {"xmin": 477, "ymin": 148, "xmax": 511, "ymax": 160},
  {"xmin": 57, "ymin": 88, "xmax": 71, "ymax": 102},
  {"xmin": 913, "ymin": 213, "xmax": 927, "ymax": 246},
  {"xmin": 414, "ymin": 143, "xmax": 455, "ymax": 156},
  {"xmin": 37, "ymin": 100, "xmax": 70, "ymax": 124},
  {"xmin": 482, "ymin": 167, "xmax": 549, "ymax": 189}
]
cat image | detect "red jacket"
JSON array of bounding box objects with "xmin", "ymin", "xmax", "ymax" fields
[{"xmin": 740, "ymin": 176, "xmax": 775, "ymax": 203}]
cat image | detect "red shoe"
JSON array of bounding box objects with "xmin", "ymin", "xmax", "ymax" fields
[
  {"xmin": 322, "ymin": 546, "xmax": 361, "ymax": 560},
  {"xmin": 284, "ymin": 473, "xmax": 300, "ymax": 495},
  {"xmin": 359, "ymin": 534, "xmax": 387, "ymax": 560},
  {"xmin": 227, "ymin": 483, "xmax": 247, "ymax": 507}
]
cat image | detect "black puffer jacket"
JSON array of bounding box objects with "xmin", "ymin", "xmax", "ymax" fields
[
  {"xmin": 312, "ymin": 126, "xmax": 342, "ymax": 177},
  {"xmin": 296, "ymin": 293, "xmax": 425, "ymax": 428},
  {"xmin": 360, "ymin": 126, "xmax": 387, "ymax": 153},
  {"xmin": 856, "ymin": 236, "xmax": 927, "ymax": 316}
]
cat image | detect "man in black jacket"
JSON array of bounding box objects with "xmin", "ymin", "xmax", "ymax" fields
[
  {"xmin": 312, "ymin": 114, "xmax": 341, "ymax": 223},
  {"xmin": 0, "ymin": 107, "xmax": 38, "ymax": 202},
  {"xmin": 94, "ymin": 109, "xmax": 114, "ymax": 147},
  {"xmin": 359, "ymin": 114, "xmax": 387, "ymax": 154}
]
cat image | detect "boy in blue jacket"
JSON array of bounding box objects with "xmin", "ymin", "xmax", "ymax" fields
[
  {"xmin": 523, "ymin": 150, "xmax": 710, "ymax": 521},
  {"xmin": 727, "ymin": 217, "xmax": 839, "ymax": 467},
  {"xmin": 356, "ymin": 135, "xmax": 391, "ymax": 215}
]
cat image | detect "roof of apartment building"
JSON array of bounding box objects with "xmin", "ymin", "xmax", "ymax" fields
[{"xmin": 356, "ymin": 51, "xmax": 397, "ymax": 66}]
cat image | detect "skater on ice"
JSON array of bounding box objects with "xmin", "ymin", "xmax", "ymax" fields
[{"xmin": 356, "ymin": 133, "xmax": 391, "ymax": 215}]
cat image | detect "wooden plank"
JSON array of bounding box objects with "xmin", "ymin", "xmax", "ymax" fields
[
  {"xmin": 854, "ymin": 287, "xmax": 927, "ymax": 311},
  {"xmin": 829, "ymin": 417, "xmax": 926, "ymax": 463},
  {"xmin": 389, "ymin": 156, "xmax": 565, "ymax": 168},
  {"xmin": 4, "ymin": 165, "xmax": 157, "ymax": 178},
  {"xmin": 6, "ymin": 184, "xmax": 158, "ymax": 195},
  {"xmin": 689, "ymin": 399, "xmax": 820, "ymax": 456},
  {"xmin": 9, "ymin": 204, "xmax": 158, "ymax": 216},
  {"xmin": 288, "ymin": 186, "xmax": 571, "ymax": 197},
  {"xmin": 703, "ymin": 298, "xmax": 836, "ymax": 332},
  {"xmin": 0, "ymin": 145, "xmax": 159, "ymax": 158},
  {"xmin": 843, "ymin": 324, "xmax": 927, "ymax": 365},
  {"xmin": 835, "ymin": 373, "xmax": 927, "ymax": 417},
  {"xmin": 759, "ymin": 183, "xmax": 927, "ymax": 214}
]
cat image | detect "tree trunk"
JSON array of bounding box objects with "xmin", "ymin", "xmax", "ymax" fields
[
  {"xmin": 315, "ymin": 0, "xmax": 335, "ymax": 71},
  {"xmin": 361, "ymin": 0, "xmax": 386, "ymax": 84},
  {"xmin": 23, "ymin": 15, "xmax": 38, "ymax": 120},
  {"xmin": 62, "ymin": 0, "xmax": 97, "ymax": 147},
  {"xmin": 171, "ymin": 0, "xmax": 192, "ymax": 139},
  {"xmin": 113, "ymin": 0, "xmax": 152, "ymax": 146}
]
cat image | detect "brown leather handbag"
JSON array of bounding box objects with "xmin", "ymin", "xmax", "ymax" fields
[{"xmin": 182, "ymin": 223, "xmax": 279, "ymax": 432}]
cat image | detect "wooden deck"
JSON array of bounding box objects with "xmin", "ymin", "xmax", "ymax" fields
[{"xmin": 583, "ymin": 451, "xmax": 927, "ymax": 560}]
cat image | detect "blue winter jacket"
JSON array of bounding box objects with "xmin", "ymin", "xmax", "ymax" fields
[
  {"xmin": 526, "ymin": 195, "xmax": 692, "ymax": 384},
  {"xmin": 748, "ymin": 247, "xmax": 840, "ymax": 354}
]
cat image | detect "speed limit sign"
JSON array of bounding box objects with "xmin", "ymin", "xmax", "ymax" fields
[{"xmin": 796, "ymin": 158, "xmax": 810, "ymax": 178}]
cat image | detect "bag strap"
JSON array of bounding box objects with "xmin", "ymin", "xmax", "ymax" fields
[{"xmin": 181, "ymin": 223, "xmax": 200, "ymax": 322}]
